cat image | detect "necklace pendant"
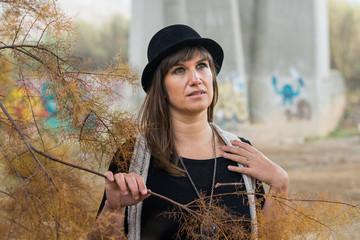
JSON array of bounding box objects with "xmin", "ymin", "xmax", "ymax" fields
[{"xmin": 200, "ymin": 217, "xmax": 218, "ymax": 239}]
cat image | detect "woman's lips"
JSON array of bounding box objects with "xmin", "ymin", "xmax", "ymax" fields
[{"xmin": 187, "ymin": 90, "xmax": 206, "ymax": 97}]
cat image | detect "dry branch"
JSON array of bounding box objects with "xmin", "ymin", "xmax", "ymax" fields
[
  {"xmin": 31, "ymin": 146, "xmax": 106, "ymax": 178},
  {"xmin": 0, "ymin": 101, "xmax": 52, "ymax": 181}
]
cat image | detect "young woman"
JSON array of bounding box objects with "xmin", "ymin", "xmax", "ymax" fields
[{"xmin": 91, "ymin": 24, "xmax": 289, "ymax": 240}]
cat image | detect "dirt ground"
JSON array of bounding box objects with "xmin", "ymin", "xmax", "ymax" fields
[{"xmin": 257, "ymin": 135, "xmax": 360, "ymax": 239}]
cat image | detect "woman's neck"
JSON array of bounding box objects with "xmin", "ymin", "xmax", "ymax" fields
[
  {"xmin": 171, "ymin": 115, "xmax": 211, "ymax": 140},
  {"xmin": 171, "ymin": 116, "xmax": 216, "ymax": 159}
]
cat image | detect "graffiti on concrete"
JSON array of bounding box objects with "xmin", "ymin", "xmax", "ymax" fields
[
  {"xmin": 271, "ymin": 68, "xmax": 312, "ymax": 121},
  {"xmin": 42, "ymin": 82, "xmax": 97, "ymax": 131},
  {"xmin": 215, "ymin": 71, "xmax": 248, "ymax": 129},
  {"xmin": 284, "ymin": 99, "xmax": 312, "ymax": 121},
  {"xmin": 272, "ymin": 72, "xmax": 304, "ymax": 105},
  {"xmin": 42, "ymin": 83, "xmax": 60, "ymax": 128}
]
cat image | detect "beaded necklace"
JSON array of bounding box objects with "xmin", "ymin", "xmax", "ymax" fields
[{"xmin": 178, "ymin": 123, "xmax": 218, "ymax": 239}]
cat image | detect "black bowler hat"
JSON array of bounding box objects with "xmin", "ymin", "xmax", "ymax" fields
[{"xmin": 141, "ymin": 24, "xmax": 224, "ymax": 93}]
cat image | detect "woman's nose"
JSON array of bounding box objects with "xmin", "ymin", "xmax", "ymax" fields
[{"xmin": 188, "ymin": 69, "xmax": 202, "ymax": 85}]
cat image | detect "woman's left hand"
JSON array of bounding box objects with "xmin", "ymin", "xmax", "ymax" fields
[{"xmin": 222, "ymin": 140, "xmax": 289, "ymax": 192}]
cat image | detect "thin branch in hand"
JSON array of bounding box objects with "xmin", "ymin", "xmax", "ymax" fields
[
  {"xmin": 215, "ymin": 182, "xmax": 244, "ymax": 188},
  {"xmin": 147, "ymin": 189, "xmax": 197, "ymax": 215},
  {"xmin": 29, "ymin": 146, "xmax": 194, "ymax": 215},
  {"xmin": 31, "ymin": 146, "xmax": 106, "ymax": 178}
]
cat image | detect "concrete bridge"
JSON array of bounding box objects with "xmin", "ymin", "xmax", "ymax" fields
[{"xmin": 127, "ymin": 0, "xmax": 345, "ymax": 143}]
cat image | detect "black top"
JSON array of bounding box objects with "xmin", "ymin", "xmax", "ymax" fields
[{"xmin": 98, "ymin": 138, "xmax": 265, "ymax": 240}]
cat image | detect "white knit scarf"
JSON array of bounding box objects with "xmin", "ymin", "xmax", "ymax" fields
[{"xmin": 127, "ymin": 124, "xmax": 258, "ymax": 239}]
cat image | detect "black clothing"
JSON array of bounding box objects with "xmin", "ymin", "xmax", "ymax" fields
[
  {"xmin": 141, "ymin": 156, "xmax": 264, "ymax": 239},
  {"xmin": 98, "ymin": 137, "xmax": 265, "ymax": 239}
]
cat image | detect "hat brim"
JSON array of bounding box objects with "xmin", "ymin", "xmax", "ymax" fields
[{"xmin": 141, "ymin": 38, "xmax": 224, "ymax": 93}]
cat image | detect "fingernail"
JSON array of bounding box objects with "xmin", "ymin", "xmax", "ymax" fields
[
  {"xmin": 123, "ymin": 191, "xmax": 128, "ymax": 195},
  {"xmin": 134, "ymin": 196, "xmax": 139, "ymax": 200},
  {"xmin": 141, "ymin": 189, "xmax": 148, "ymax": 195}
]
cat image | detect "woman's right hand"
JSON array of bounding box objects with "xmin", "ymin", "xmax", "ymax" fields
[{"xmin": 104, "ymin": 171, "xmax": 150, "ymax": 210}]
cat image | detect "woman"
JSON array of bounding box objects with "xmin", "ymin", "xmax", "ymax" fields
[{"xmin": 92, "ymin": 24, "xmax": 289, "ymax": 240}]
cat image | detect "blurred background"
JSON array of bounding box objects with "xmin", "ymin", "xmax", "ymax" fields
[
  {"xmin": 55, "ymin": 0, "xmax": 360, "ymax": 237},
  {"xmin": 0, "ymin": 0, "xmax": 359, "ymax": 238}
]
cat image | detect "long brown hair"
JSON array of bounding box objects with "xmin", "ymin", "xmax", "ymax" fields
[{"xmin": 138, "ymin": 46, "xmax": 219, "ymax": 176}]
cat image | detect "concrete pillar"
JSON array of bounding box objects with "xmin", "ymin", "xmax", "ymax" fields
[
  {"xmin": 129, "ymin": 0, "xmax": 164, "ymax": 72},
  {"xmin": 240, "ymin": 0, "xmax": 344, "ymax": 141}
]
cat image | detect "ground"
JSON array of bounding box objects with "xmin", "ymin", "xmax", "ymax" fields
[{"xmin": 258, "ymin": 134, "xmax": 360, "ymax": 239}]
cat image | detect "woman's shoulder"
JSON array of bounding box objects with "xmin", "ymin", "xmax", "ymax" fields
[
  {"xmin": 238, "ymin": 137, "xmax": 252, "ymax": 146},
  {"xmin": 212, "ymin": 123, "xmax": 251, "ymax": 146}
]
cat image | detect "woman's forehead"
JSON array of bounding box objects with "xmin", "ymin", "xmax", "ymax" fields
[
  {"xmin": 175, "ymin": 55, "xmax": 208, "ymax": 64},
  {"xmin": 172, "ymin": 49, "xmax": 210, "ymax": 64}
]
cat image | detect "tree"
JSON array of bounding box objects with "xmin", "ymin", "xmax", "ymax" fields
[
  {"xmin": 329, "ymin": 0, "xmax": 360, "ymax": 92},
  {"xmin": 74, "ymin": 14, "xmax": 129, "ymax": 69},
  {"xmin": 329, "ymin": 0, "xmax": 360, "ymax": 131},
  {"xmin": 0, "ymin": 0, "xmax": 137, "ymax": 238}
]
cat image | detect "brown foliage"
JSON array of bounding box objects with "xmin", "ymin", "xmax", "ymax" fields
[
  {"xmin": 1, "ymin": 170, "xmax": 97, "ymax": 239},
  {"xmin": 0, "ymin": 0, "xmax": 137, "ymax": 239},
  {"xmin": 257, "ymin": 192, "xmax": 359, "ymax": 239},
  {"xmin": 151, "ymin": 189, "xmax": 359, "ymax": 239}
]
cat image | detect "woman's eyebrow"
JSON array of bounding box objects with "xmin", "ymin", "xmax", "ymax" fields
[
  {"xmin": 177, "ymin": 58, "xmax": 208, "ymax": 64},
  {"xmin": 196, "ymin": 58, "xmax": 209, "ymax": 65},
  {"xmin": 172, "ymin": 62, "xmax": 184, "ymax": 66}
]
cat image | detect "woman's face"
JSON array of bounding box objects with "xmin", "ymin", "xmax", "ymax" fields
[{"xmin": 164, "ymin": 53, "xmax": 214, "ymax": 118}]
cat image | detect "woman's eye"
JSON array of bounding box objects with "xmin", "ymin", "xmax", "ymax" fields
[
  {"xmin": 197, "ymin": 62, "xmax": 208, "ymax": 69},
  {"xmin": 173, "ymin": 67, "xmax": 184, "ymax": 74}
]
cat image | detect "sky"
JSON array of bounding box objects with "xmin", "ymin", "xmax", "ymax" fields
[{"xmin": 58, "ymin": 0, "xmax": 132, "ymax": 22}]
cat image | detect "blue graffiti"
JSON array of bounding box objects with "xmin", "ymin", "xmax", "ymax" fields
[
  {"xmin": 42, "ymin": 83, "xmax": 97, "ymax": 133},
  {"xmin": 272, "ymin": 75, "xmax": 304, "ymax": 104},
  {"xmin": 42, "ymin": 83, "xmax": 61, "ymax": 128}
]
